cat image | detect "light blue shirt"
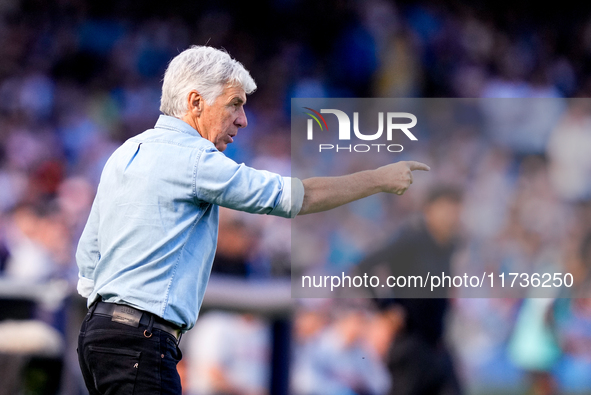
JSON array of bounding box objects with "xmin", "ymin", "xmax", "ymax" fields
[{"xmin": 76, "ymin": 115, "xmax": 304, "ymax": 330}]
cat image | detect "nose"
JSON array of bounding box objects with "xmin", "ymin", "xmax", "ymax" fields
[{"xmin": 235, "ymin": 107, "xmax": 248, "ymax": 128}]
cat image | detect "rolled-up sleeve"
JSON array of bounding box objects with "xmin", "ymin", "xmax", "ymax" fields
[{"xmin": 194, "ymin": 148, "xmax": 304, "ymax": 218}]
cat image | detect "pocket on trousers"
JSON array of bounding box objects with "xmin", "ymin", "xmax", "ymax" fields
[
  {"xmin": 165, "ymin": 337, "xmax": 183, "ymax": 362},
  {"xmin": 87, "ymin": 345, "xmax": 141, "ymax": 395}
]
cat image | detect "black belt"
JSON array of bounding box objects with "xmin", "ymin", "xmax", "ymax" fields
[{"xmin": 92, "ymin": 301, "xmax": 182, "ymax": 340}]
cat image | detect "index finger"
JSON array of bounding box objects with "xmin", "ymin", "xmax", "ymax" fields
[{"xmin": 406, "ymin": 161, "xmax": 430, "ymax": 171}]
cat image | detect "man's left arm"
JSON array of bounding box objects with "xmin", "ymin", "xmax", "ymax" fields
[{"xmin": 75, "ymin": 198, "xmax": 101, "ymax": 299}]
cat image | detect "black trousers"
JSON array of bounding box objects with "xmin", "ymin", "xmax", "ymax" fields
[{"xmin": 77, "ymin": 306, "xmax": 183, "ymax": 395}]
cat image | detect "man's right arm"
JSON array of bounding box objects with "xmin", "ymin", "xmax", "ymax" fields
[{"xmin": 298, "ymin": 161, "xmax": 430, "ymax": 215}]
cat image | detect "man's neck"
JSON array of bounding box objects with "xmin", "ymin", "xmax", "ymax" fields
[{"xmin": 180, "ymin": 114, "xmax": 203, "ymax": 137}]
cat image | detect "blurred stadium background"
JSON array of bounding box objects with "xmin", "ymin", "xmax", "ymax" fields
[{"xmin": 0, "ymin": 0, "xmax": 591, "ymax": 394}]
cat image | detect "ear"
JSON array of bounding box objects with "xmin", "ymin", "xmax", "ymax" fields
[{"xmin": 187, "ymin": 90, "xmax": 204, "ymax": 116}]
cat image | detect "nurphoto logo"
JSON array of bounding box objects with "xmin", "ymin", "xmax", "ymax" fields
[{"xmin": 303, "ymin": 107, "xmax": 418, "ymax": 153}]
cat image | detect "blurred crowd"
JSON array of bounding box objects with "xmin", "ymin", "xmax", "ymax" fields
[{"xmin": 0, "ymin": 0, "xmax": 590, "ymax": 394}]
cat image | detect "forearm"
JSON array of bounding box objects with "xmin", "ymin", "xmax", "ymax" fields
[
  {"xmin": 297, "ymin": 161, "xmax": 429, "ymax": 216},
  {"xmin": 299, "ymin": 170, "xmax": 382, "ymax": 215}
]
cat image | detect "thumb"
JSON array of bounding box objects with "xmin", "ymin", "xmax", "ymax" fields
[{"xmin": 406, "ymin": 161, "xmax": 430, "ymax": 171}]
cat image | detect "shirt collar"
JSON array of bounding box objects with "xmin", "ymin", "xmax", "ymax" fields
[{"xmin": 154, "ymin": 114, "xmax": 203, "ymax": 138}]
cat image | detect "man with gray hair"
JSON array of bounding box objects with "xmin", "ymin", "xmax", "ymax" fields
[{"xmin": 76, "ymin": 45, "xmax": 429, "ymax": 394}]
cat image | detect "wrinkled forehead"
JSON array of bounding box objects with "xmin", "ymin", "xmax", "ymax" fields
[{"xmin": 218, "ymin": 84, "xmax": 247, "ymax": 103}]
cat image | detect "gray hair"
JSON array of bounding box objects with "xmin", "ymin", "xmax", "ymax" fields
[{"xmin": 160, "ymin": 46, "xmax": 257, "ymax": 118}]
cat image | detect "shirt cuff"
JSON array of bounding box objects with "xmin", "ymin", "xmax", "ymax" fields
[
  {"xmin": 269, "ymin": 177, "xmax": 304, "ymax": 218},
  {"xmin": 77, "ymin": 274, "xmax": 94, "ymax": 298},
  {"xmin": 289, "ymin": 177, "xmax": 305, "ymax": 218}
]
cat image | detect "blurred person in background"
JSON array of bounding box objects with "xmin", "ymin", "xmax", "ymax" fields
[
  {"xmin": 292, "ymin": 301, "xmax": 390, "ymax": 395},
  {"xmin": 4, "ymin": 201, "xmax": 72, "ymax": 282},
  {"xmin": 508, "ymin": 296, "xmax": 561, "ymax": 395},
  {"xmin": 505, "ymin": 225, "xmax": 591, "ymax": 395},
  {"xmin": 185, "ymin": 311, "xmax": 270, "ymax": 395},
  {"xmin": 356, "ymin": 184, "xmax": 464, "ymax": 395},
  {"xmin": 211, "ymin": 207, "xmax": 258, "ymax": 277},
  {"xmin": 498, "ymin": 154, "xmax": 565, "ymax": 395},
  {"xmin": 291, "ymin": 302, "xmax": 329, "ymax": 394},
  {"xmin": 506, "ymin": 148, "xmax": 590, "ymax": 395}
]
